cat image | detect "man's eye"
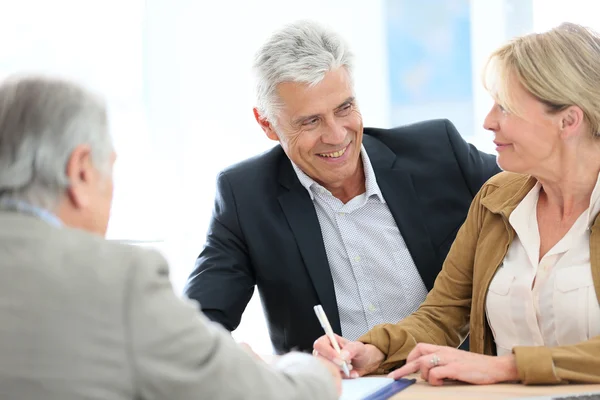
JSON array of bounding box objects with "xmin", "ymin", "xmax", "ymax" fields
[
  {"xmin": 303, "ymin": 117, "xmax": 319, "ymax": 126},
  {"xmin": 336, "ymin": 104, "xmax": 352, "ymax": 115}
]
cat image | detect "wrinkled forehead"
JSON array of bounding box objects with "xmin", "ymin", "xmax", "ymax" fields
[{"xmin": 275, "ymin": 68, "xmax": 355, "ymax": 117}]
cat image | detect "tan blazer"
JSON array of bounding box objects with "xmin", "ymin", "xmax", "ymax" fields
[
  {"xmin": 359, "ymin": 172, "xmax": 600, "ymax": 384},
  {"xmin": 0, "ymin": 211, "xmax": 337, "ymax": 400}
]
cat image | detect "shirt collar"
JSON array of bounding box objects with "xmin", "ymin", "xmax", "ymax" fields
[
  {"xmin": 291, "ymin": 145, "xmax": 385, "ymax": 202},
  {"xmin": 0, "ymin": 199, "xmax": 62, "ymax": 227}
]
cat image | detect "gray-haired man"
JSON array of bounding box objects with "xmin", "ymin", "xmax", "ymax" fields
[
  {"xmin": 185, "ymin": 20, "xmax": 501, "ymax": 354},
  {"xmin": 0, "ymin": 75, "xmax": 340, "ymax": 400}
]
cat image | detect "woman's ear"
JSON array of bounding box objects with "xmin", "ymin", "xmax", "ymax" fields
[{"xmin": 559, "ymin": 106, "xmax": 585, "ymax": 139}]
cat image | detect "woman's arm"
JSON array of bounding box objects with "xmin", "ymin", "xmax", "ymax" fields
[
  {"xmin": 513, "ymin": 336, "xmax": 600, "ymax": 384},
  {"xmin": 359, "ymin": 183, "xmax": 491, "ymax": 372}
]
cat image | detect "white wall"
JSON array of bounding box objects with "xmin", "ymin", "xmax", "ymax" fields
[
  {"xmin": 469, "ymin": 0, "xmax": 534, "ymax": 153},
  {"xmin": 533, "ymin": 0, "xmax": 600, "ymax": 31},
  {"xmin": 0, "ymin": 0, "xmax": 165, "ymax": 242}
]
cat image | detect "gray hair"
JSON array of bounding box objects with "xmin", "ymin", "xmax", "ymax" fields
[
  {"xmin": 0, "ymin": 75, "xmax": 113, "ymax": 209},
  {"xmin": 253, "ymin": 20, "xmax": 354, "ymax": 124}
]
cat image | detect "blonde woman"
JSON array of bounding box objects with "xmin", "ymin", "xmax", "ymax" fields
[{"xmin": 314, "ymin": 22, "xmax": 600, "ymax": 385}]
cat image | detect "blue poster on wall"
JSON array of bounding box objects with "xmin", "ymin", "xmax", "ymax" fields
[{"xmin": 386, "ymin": 0, "xmax": 474, "ymax": 137}]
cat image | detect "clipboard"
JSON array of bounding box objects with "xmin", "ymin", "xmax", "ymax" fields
[{"xmin": 361, "ymin": 378, "xmax": 416, "ymax": 400}]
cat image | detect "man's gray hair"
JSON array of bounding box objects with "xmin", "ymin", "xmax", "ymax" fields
[
  {"xmin": 0, "ymin": 75, "xmax": 113, "ymax": 209},
  {"xmin": 253, "ymin": 20, "xmax": 354, "ymax": 124}
]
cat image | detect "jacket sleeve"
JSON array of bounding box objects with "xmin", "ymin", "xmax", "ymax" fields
[
  {"xmin": 513, "ymin": 336, "xmax": 600, "ymax": 384},
  {"xmin": 359, "ymin": 184, "xmax": 489, "ymax": 373},
  {"xmin": 128, "ymin": 250, "xmax": 338, "ymax": 400},
  {"xmin": 183, "ymin": 172, "xmax": 255, "ymax": 331},
  {"xmin": 444, "ymin": 119, "xmax": 501, "ymax": 196}
]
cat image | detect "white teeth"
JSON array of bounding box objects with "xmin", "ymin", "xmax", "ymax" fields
[{"xmin": 319, "ymin": 147, "xmax": 347, "ymax": 158}]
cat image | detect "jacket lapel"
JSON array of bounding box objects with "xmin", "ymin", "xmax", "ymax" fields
[
  {"xmin": 378, "ymin": 170, "xmax": 439, "ymax": 290},
  {"xmin": 364, "ymin": 136, "xmax": 439, "ymax": 290},
  {"xmin": 474, "ymin": 174, "xmax": 536, "ymax": 353},
  {"xmin": 277, "ymin": 155, "xmax": 342, "ymax": 334},
  {"xmin": 590, "ymin": 217, "xmax": 600, "ymax": 306}
]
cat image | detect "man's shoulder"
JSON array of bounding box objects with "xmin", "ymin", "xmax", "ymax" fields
[
  {"xmin": 219, "ymin": 144, "xmax": 284, "ymax": 180},
  {"xmin": 60, "ymin": 230, "xmax": 167, "ymax": 289},
  {"xmin": 364, "ymin": 118, "xmax": 452, "ymax": 143},
  {"xmin": 214, "ymin": 145, "xmax": 290, "ymax": 198},
  {"xmin": 364, "ymin": 118, "xmax": 483, "ymax": 169},
  {"xmin": 363, "ymin": 119, "xmax": 465, "ymax": 159},
  {"xmin": 59, "ymin": 226, "xmax": 164, "ymax": 271},
  {"xmin": 0, "ymin": 213, "xmax": 165, "ymax": 286}
]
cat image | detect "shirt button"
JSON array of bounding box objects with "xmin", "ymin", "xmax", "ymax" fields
[
  {"xmin": 354, "ymin": 256, "xmax": 361, "ymax": 262},
  {"xmin": 338, "ymin": 212, "xmax": 345, "ymax": 216},
  {"xmin": 368, "ymin": 304, "xmax": 376, "ymax": 312}
]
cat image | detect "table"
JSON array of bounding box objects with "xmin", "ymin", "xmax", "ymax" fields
[
  {"xmin": 391, "ymin": 374, "xmax": 600, "ymax": 399},
  {"xmin": 259, "ymin": 354, "xmax": 600, "ymax": 399}
]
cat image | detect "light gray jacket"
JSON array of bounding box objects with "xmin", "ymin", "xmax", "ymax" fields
[{"xmin": 0, "ymin": 212, "xmax": 337, "ymax": 400}]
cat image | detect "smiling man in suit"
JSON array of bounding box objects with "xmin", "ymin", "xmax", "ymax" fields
[{"xmin": 184, "ymin": 20, "xmax": 501, "ymax": 354}]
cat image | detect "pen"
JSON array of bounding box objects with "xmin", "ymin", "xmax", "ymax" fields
[{"xmin": 313, "ymin": 304, "xmax": 351, "ymax": 378}]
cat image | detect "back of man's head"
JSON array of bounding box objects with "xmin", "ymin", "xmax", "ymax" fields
[
  {"xmin": 253, "ymin": 20, "xmax": 354, "ymax": 124},
  {"xmin": 0, "ymin": 75, "xmax": 115, "ymax": 234}
]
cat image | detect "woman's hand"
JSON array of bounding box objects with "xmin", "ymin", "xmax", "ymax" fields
[
  {"xmin": 313, "ymin": 334, "xmax": 386, "ymax": 378},
  {"xmin": 388, "ymin": 343, "xmax": 519, "ymax": 386}
]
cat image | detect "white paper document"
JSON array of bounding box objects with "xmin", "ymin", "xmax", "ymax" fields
[{"xmin": 340, "ymin": 377, "xmax": 395, "ymax": 400}]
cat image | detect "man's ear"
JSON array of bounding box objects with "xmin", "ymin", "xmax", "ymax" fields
[
  {"xmin": 64, "ymin": 144, "xmax": 94, "ymax": 209},
  {"xmin": 253, "ymin": 108, "xmax": 279, "ymax": 141}
]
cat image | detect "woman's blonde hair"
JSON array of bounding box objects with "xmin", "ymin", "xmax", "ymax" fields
[{"xmin": 484, "ymin": 22, "xmax": 600, "ymax": 136}]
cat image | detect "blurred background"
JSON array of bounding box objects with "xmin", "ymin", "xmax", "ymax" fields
[{"xmin": 1, "ymin": 0, "xmax": 597, "ymax": 354}]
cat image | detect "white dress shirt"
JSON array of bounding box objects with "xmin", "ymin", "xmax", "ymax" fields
[
  {"xmin": 486, "ymin": 175, "xmax": 600, "ymax": 356},
  {"xmin": 292, "ymin": 146, "xmax": 429, "ymax": 340}
]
